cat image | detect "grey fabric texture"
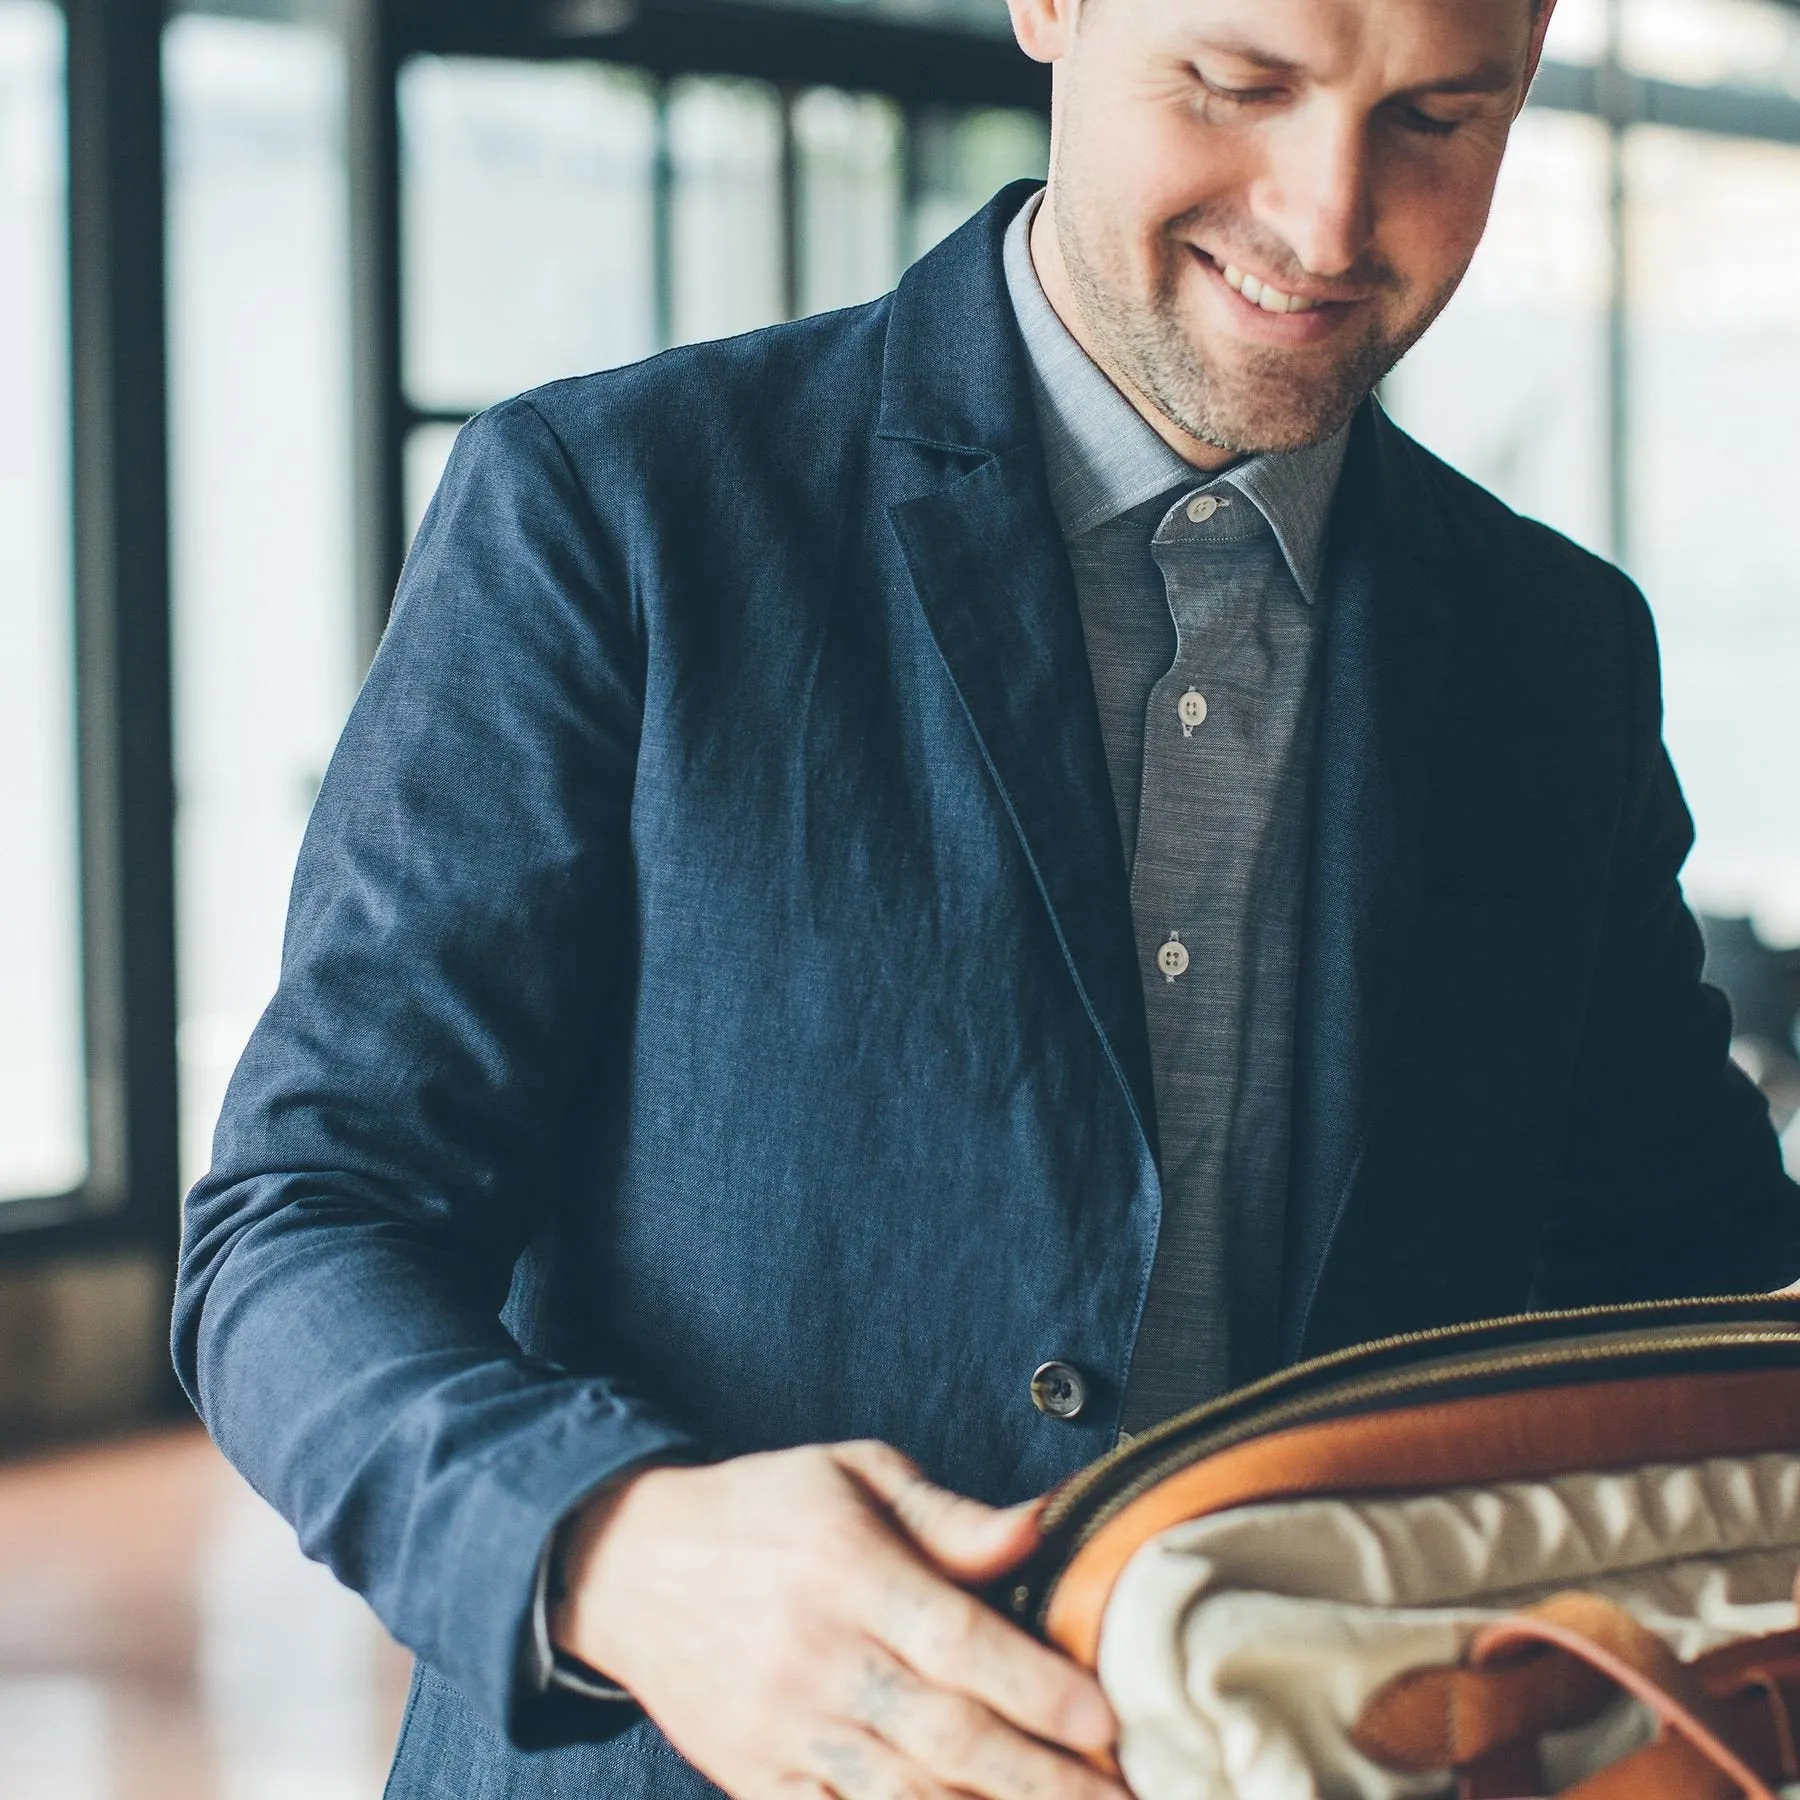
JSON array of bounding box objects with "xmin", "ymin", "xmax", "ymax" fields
[{"xmin": 1002, "ymin": 195, "xmax": 1350, "ymax": 1429}]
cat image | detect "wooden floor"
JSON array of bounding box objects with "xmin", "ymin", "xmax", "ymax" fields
[{"xmin": 0, "ymin": 1425, "xmax": 411, "ymax": 1800}]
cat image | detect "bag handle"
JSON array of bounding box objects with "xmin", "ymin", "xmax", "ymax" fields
[{"xmin": 1354, "ymin": 1591, "xmax": 1791, "ymax": 1800}]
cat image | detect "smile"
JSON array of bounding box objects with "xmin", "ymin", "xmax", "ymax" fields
[{"xmin": 1219, "ymin": 263, "xmax": 1319, "ymax": 315}]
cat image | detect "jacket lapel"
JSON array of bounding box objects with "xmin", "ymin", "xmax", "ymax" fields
[
  {"xmin": 876, "ymin": 185, "xmax": 1159, "ymax": 1154},
  {"xmin": 1282, "ymin": 405, "xmax": 1456, "ymax": 1358}
]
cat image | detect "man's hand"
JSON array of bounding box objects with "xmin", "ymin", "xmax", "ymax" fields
[{"xmin": 551, "ymin": 1441, "xmax": 1126, "ymax": 1800}]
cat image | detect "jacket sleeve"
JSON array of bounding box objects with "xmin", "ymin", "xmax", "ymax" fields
[
  {"xmin": 172, "ymin": 397, "xmax": 701, "ymax": 1746},
  {"xmin": 1535, "ymin": 572, "xmax": 1800, "ymax": 1305}
]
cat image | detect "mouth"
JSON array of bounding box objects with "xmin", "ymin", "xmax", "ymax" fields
[
  {"xmin": 1190, "ymin": 247, "xmax": 1367, "ymax": 320},
  {"xmin": 1219, "ymin": 261, "xmax": 1320, "ymax": 315}
]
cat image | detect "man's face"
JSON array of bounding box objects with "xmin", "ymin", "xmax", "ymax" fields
[{"xmin": 1016, "ymin": 0, "xmax": 1551, "ymax": 455}]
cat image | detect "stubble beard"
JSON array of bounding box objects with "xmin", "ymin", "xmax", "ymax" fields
[{"xmin": 1054, "ymin": 180, "xmax": 1469, "ymax": 457}]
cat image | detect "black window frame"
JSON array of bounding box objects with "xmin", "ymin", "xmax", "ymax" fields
[{"xmin": 0, "ymin": 0, "xmax": 178, "ymax": 1270}]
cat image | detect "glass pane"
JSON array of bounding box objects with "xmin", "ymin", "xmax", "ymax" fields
[
  {"xmin": 402, "ymin": 56, "xmax": 658, "ymax": 412},
  {"xmin": 0, "ymin": 0, "xmax": 85, "ymax": 1200},
  {"xmin": 795, "ymin": 87, "xmax": 902, "ymax": 316},
  {"xmin": 1624, "ymin": 0, "xmax": 1800, "ymax": 97},
  {"xmin": 908, "ymin": 104, "xmax": 1049, "ymax": 261},
  {"xmin": 1625, "ymin": 126, "xmax": 1800, "ymax": 940},
  {"xmin": 1383, "ymin": 108, "xmax": 1613, "ymax": 557},
  {"xmin": 748, "ymin": 0, "xmax": 1013, "ymax": 32},
  {"xmin": 1541, "ymin": 0, "xmax": 1608, "ymax": 67},
  {"xmin": 405, "ymin": 421, "xmax": 462, "ymax": 549},
  {"xmin": 165, "ymin": 16, "xmax": 357, "ymax": 1187},
  {"xmin": 670, "ymin": 76, "xmax": 783, "ymax": 344}
]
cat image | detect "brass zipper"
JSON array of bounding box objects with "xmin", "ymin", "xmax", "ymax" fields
[
  {"xmin": 1025, "ymin": 1295, "xmax": 1800, "ymax": 1625},
  {"xmin": 1039, "ymin": 1295, "xmax": 1800, "ymax": 1539}
]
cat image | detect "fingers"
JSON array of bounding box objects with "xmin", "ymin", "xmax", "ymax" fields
[
  {"xmin": 827, "ymin": 1442, "xmax": 1115, "ymax": 1759},
  {"xmin": 803, "ymin": 1724, "xmax": 959, "ymax": 1800},
  {"xmin": 832, "ymin": 1441, "xmax": 1044, "ymax": 1583},
  {"xmin": 841, "ymin": 1645, "xmax": 1126, "ymax": 1800},
  {"xmin": 855, "ymin": 1551, "xmax": 1116, "ymax": 1757}
]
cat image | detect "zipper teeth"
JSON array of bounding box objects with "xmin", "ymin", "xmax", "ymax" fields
[
  {"xmin": 1038, "ymin": 1303, "xmax": 1800, "ymax": 1545},
  {"xmin": 1036, "ymin": 1295, "xmax": 1783, "ymax": 1536}
]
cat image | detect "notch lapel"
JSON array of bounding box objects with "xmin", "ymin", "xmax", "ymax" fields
[
  {"xmin": 1282, "ymin": 405, "xmax": 1455, "ymax": 1358},
  {"xmin": 874, "ymin": 181, "xmax": 1157, "ymax": 1155},
  {"xmin": 887, "ymin": 447, "xmax": 1158, "ymax": 1149}
]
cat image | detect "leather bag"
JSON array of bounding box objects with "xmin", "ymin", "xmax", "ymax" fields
[{"xmin": 1007, "ymin": 1296, "xmax": 1800, "ymax": 1800}]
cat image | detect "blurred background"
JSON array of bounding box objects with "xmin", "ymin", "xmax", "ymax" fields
[{"xmin": 1, "ymin": 0, "xmax": 1798, "ymax": 1792}]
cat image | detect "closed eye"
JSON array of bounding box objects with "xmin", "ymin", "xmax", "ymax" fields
[
  {"xmin": 1197, "ymin": 72, "xmax": 1289, "ymax": 107},
  {"xmin": 1394, "ymin": 105, "xmax": 1465, "ymax": 138}
]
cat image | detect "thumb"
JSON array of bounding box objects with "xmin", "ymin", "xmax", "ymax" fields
[{"xmin": 832, "ymin": 1440, "xmax": 1044, "ymax": 1583}]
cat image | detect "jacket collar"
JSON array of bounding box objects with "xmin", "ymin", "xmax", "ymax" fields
[{"xmin": 876, "ymin": 180, "xmax": 1047, "ymax": 459}]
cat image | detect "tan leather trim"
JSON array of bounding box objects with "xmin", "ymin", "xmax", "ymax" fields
[
  {"xmin": 1044, "ymin": 1369, "xmax": 1800, "ymax": 1667},
  {"xmin": 1352, "ymin": 1632, "xmax": 1613, "ymax": 1770},
  {"xmin": 1470, "ymin": 1594, "xmax": 1776, "ymax": 1800},
  {"xmin": 1554, "ymin": 1733, "xmax": 1743, "ymax": 1800}
]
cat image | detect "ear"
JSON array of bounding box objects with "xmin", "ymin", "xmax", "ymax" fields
[
  {"xmin": 1517, "ymin": 0, "xmax": 1560, "ymax": 115},
  {"xmin": 1005, "ymin": 0, "xmax": 1082, "ymax": 65}
]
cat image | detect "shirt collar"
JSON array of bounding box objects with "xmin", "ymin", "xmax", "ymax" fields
[{"xmin": 1002, "ymin": 189, "xmax": 1350, "ymax": 606}]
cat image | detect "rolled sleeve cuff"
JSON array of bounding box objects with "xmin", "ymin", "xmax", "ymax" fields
[
  {"xmin": 520, "ymin": 1449, "xmax": 700, "ymax": 1706},
  {"xmin": 431, "ymin": 1387, "xmax": 698, "ymax": 1750}
]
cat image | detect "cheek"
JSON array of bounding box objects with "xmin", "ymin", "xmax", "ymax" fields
[
  {"xmin": 1066, "ymin": 74, "xmax": 1244, "ymax": 244},
  {"xmin": 1374, "ymin": 147, "xmax": 1507, "ymax": 295}
]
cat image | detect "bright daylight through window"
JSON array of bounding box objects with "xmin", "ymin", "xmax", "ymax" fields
[
  {"xmin": 165, "ymin": 14, "xmax": 357, "ymax": 1187},
  {"xmin": 0, "ymin": 0, "xmax": 85, "ymax": 1202}
]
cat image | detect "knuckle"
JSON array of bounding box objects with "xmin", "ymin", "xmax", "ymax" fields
[
  {"xmin": 847, "ymin": 1650, "xmax": 910, "ymax": 1730},
  {"xmin": 925, "ymin": 1595, "xmax": 984, "ymax": 1661},
  {"xmin": 919, "ymin": 1693, "xmax": 986, "ymax": 1770},
  {"xmin": 887, "ymin": 1766, "xmax": 944, "ymax": 1800}
]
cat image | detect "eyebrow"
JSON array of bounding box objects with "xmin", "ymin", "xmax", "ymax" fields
[
  {"xmin": 1188, "ymin": 35, "xmax": 1521, "ymax": 99},
  {"xmin": 1398, "ymin": 59, "xmax": 1524, "ymax": 98}
]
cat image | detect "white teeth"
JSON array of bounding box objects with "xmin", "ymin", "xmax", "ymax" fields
[{"xmin": 1219, "ymin": 260, "xmax": 1317, "ymax": 315}]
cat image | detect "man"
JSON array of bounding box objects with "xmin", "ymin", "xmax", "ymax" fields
[{"xmin": 174, "ymin": 0, "xmax": 1800, "ymax": 1797}]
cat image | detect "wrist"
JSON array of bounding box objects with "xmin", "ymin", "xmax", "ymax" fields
[{"xmin": 548, "ymin": 1461, "xmax": 682, "ymax": 1673}]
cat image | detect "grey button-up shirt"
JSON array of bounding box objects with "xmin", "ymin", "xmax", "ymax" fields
[{"xmin": 1002, "ymin": 194, "xmax": 1350, "ymax": 1432}]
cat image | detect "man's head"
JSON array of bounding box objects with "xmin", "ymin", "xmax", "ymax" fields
[{"xmin": 1006, "ymin": 0, "xmax": 1559, "ymax": 463}]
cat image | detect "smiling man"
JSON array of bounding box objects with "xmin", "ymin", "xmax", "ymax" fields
[{"xmin": 174, "ymin": 2, "xmax": 1800, "ymax": 1799}]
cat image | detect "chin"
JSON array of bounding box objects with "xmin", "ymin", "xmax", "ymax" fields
[
  {"xmin": 1168, "ymin": 370, "xmax": 1368, "ymax": 457},
  {"xmin": 1174, "ymin": 327, "xmax": 1392, "ymax": 454}
]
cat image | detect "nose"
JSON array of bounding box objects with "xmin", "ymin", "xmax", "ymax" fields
[{"xmin": 1249, "ymin": 106, "xmax": 1373, "ymax": 281}]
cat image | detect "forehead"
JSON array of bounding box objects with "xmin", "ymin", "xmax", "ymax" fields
[{"xmin": 1126, "ymin": 0, "xmax": 1537, "ymax": 86}]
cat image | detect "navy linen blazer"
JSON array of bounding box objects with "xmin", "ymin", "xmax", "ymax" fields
[{"xmin": 174, "ymin": 184, "xmax": 1800, "ymax": 1797}]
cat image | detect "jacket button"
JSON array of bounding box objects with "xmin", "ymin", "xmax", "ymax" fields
[{"xmin": 1030, "ymin": 1361, "xmax": 1088, "ymax": 1420}]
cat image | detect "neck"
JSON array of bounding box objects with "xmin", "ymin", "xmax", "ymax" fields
[{"xmin": 1028, "ymin": 188, "xmax": 1244, "ymax": 475}]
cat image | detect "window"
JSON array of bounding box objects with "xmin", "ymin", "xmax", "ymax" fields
[
  {"xmin": 401, "ymin": 56, "xmax": 659, "ymax": 412},
  {"xmin": 1624, "ymin": 0, "xmax": 1800, "ymax": 94},
  {"xmin": 0, "ymin": 0, "xmax": 85, "ymax": 1202},
  {"xmin": 1383, "ymin": 108, "xmax": 1613, "ymax": 558},
  {"xmin": 1626, "ymin": 126, "xmax": 1800, "ymax": 937},
  {"xmin": 165, "ymin": 13, "xmax": 357, "ymax": 1186},
  {"xmin": 398, "ymin": 55, "xmax": 1047, "ymax": 541},
  {"xmin": 670, "ymin": 77, "xmax": 784, "ymax": 345},
  {"xmin": 792, "ymin": 87, "xmax": 903, "ymax": 316}
]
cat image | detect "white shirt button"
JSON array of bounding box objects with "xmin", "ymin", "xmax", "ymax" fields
[
  {"xmin": 1186, "ymin": 494, "xmax": 1222, "ymax": 523},
  {"xmin": 1178, "ymin": 688, "xmax": 1208, "ymax": 734},
  {"xmin": 1157, "ymin": 934, "xmax": 1190, "ymax": 982}
]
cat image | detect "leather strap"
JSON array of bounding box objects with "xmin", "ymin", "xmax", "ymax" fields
[
  {"xmin": 1352, "ymin": 1628, "xmax": 1615, "ymax": 1770},
  {"xmin": 1470, "ymin": 1594, "xmax": 1776, "ymax": 1800},
  {"xmin": 1355, "ymin": 1592, "xmax": 1795, "ymax": 1800}
]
